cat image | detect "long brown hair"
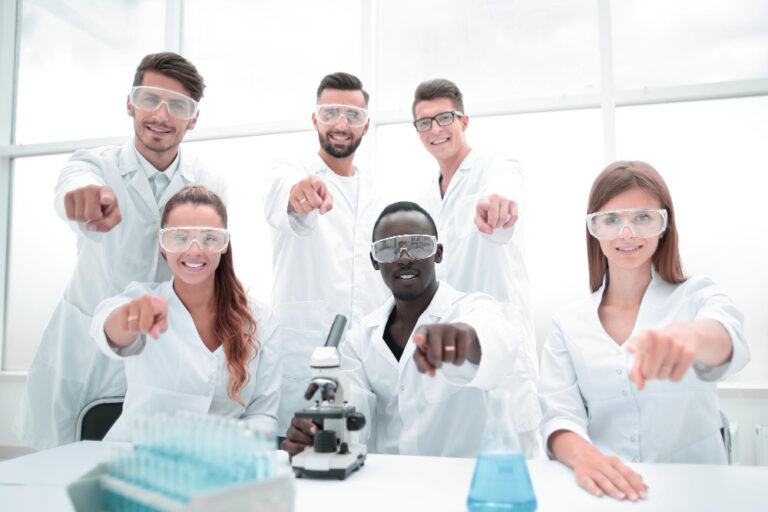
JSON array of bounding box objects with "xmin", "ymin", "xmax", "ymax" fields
[
  {"xmin": 587, "ymin": 161, "xmax": 686, "ymax": 292},
  {"xmin": 161, "ymin": 185, "xmax": 258, "ymax": 406}
]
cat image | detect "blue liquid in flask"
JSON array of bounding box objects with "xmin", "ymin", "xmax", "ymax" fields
[{"xmin": 467, "ymin": 452, "xmax": 537, "ymax": 511}]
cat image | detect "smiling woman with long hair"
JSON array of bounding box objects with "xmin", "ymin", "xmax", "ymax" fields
[
  {"xmin": 538, "ymin": 161, "xmax": 750, "ymax": 501},
  {"xmin": 90, "ymin": 185, "xmax": 280, "ymax": 441}
]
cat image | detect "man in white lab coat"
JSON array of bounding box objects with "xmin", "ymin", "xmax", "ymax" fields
[
  {"xmin": 411, "ymin": 78, "xmax": 540, "ymax": 435},
  {"xmin": 15, "ymin": 52, "xmax": 225, "ymax": 449},
  {"xmin": 263, "ymin": 73, "xmax": 389, "ymax": 434},
  {"xmin": 283, "ymin": 201, "xmax": 539, "ymax": 457}
]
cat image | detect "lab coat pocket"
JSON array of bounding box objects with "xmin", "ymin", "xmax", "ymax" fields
[{"xmin": 273, "ymin": 300, "xmax": 331, "ymax": 377}]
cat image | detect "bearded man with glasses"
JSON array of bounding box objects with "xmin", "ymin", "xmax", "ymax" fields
[
  {"xmin": 410, "ymin": 79, "xmax": 542, "ymax": 449},
  {"xmin": 16, "ymin": 52, "xmax": 225, "ymax": 449},
  {"xmin": 263, "ymin": 72, "xmax": 389, "ymax": 438}
]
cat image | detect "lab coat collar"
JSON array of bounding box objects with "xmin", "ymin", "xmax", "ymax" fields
[
  {"xmin": 456, "ymin": 148, "xmax": 479, "ymax": 174},
  {"xmin": 363, "ymin": 281, "xmax": 458, "ymax": 369},
  {"xmin": 310, "ymin": 153, "xmax": 362, "ymax": 178},
  {"xmin": 594, "ymin": 266, "xmax": 670, "ymax": 303},
  {"xmin": 122, "ymin": 139, "xmax": 158, "ymax": 213},
  {"xmin": 361, "ymin": 280, "xmax": 456, "ymax": 329}
]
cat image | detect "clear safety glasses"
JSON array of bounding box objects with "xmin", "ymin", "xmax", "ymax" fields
[
  {"xmin": 130, "ymin": 86, "xmax": 199, "ymax": 120},
  {"xmin": 371, "ymin": 234, "xmax": 438, "ymax": 263},
  {"xmin": 413, "ymin": 111, "xmax": 464, "ymax": 132},
  {"xmin": 158, "ymin": 227, "xmax": 230, "ymax": 253},
  {"xmin": 586, "ymin": 208, "xmax": 668, "ymax": 240},
  {"xmin": 315, "ymin": 104, "xmax": 369, "ymax": 127}
]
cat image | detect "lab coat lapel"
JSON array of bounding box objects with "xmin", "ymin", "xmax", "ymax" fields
[
  {"xmin": 121, "ymin": 143, "xmax": 158, "ymax": 214},
  {"xmin": 158, "ymin": 152, "xmax": 196, "ymax": 210},
  {"xmin": 439, "ymin": 150, "xmax": 476, "ymax": 206},
  {"xmin": 369, "ymin": 300, "xmax": 402, "ymax": 370}
]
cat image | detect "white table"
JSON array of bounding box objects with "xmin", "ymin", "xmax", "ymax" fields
[{"xmin": 1, "ymin": 441, "xmax": 767, "ymax": 511}]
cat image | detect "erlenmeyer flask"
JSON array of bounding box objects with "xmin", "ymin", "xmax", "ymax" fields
[{"xmin": 466, "ymin": 389, "xmax": 537, "ymax": 511}]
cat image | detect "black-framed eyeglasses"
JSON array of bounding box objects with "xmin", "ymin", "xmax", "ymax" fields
[{"xmin": 412, "ymin": 111, "xmax": 464, "ymax": 132}]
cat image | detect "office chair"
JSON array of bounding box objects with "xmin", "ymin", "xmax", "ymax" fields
[
  {"xmin": 720, "ymin": 410, "xmax": 733, "ymax": 465},
  {"xmin": 75, "ymin": 396, "xmax": 124, "ymax": 442}
]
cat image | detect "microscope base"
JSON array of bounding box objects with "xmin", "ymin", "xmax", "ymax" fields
[{"xmin": 292, "ymin": 450, "xmax": 366, "ymax": 480}]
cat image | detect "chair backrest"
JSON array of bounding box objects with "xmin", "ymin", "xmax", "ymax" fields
[
  {"xmin": 75, "ymin": 397, "xmax": 124, "ymax": 442},
  {"xmin": 720, "ymin": 410, "xmax": 733, "ymax": 465}
]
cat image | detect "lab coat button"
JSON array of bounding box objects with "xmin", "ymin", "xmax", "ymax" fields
[
  {"xmin": 616, "ymin": 369, "xmax": 622, "ymax": 375},
  {"xmin": 630, "ymin": 436, "xmax": 636, "ymax": 442},
  {"xmin": 622, "ymin": 390, "xmax": 628, "ymax": 396},
  {"xmin": 632, "ymin": 457, "xmax": 638, "ymax": 463},
  {"xmin": 400, "ymin": 385, "xmax": 405, "ymax": 391}
]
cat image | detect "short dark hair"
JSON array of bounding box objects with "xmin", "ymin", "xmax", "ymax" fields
[
  {"xmin": 372, "ymin": 201, "xmax": 438, "ymax": 241},
  {"xmin": 133, "ymin": 52, "xmax": 206, "ymax": 102},
  {"xmin": 317, "ymin": 72, "xmax": 369, "ymax": 107},
  {"xmin": 412, "ymin": 78, "xmax": 464, "ymax": 117}
]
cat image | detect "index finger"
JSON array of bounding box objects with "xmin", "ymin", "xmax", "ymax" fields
[
  {"xmin": 502, "ymin": 200, "xmax": 518, "ymax": 229},
  {"xmin": 84, "ymin": 189, "xmax": 103, "ymax": 222},
  {"xmin": 64, "ymin": 191, "xmax": 77, "ymax": 220},
  {"xmin": 486, "ymin": 195, "xmax": 501, "ymax": 227}
]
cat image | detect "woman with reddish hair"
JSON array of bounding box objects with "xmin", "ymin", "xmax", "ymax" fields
[
  {"xmin": 91, "ymin": 185, "xmax": 279, "ymax": 441},
  {"xmin": 539, "ymin": 161, "xmax": 749, "ymax": 501}
]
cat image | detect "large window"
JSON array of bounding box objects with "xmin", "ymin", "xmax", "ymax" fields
[{"xmin": 2, "ymin": 1, "xmax": 767, "ymax": 385}]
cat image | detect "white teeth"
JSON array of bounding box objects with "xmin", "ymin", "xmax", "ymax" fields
[
  {"xmin": 617, "ymin": 247, "xmax": 639, "ymax": 252},
  {"xmin": 398, "ymin": 274, "xmax": 416, "ymax": 280},
  {"xmin": 184, "ymin": 262, "xmax": 204, "ymax": 268},
  {"xmin": 430, "ymin": 138, "xmax": 447, "ymax": 145}
]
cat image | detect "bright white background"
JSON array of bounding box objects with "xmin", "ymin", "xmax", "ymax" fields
[{"xmin": 1, "ymin": 0, "xmax": 767, "ymax": 460}]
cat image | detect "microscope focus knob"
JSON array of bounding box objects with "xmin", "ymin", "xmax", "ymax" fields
[
  {"xmin": 314, "ymin": 430, "xmax": 338, "ymax": 453},
  {"xmin": 346, "ymin": 412, "xmax": 366, "ymax": 432}
]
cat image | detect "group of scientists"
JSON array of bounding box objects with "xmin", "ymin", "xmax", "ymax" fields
[{"xmin": 14, "ymin": 52, "xmax": 749, "ymax": 502}]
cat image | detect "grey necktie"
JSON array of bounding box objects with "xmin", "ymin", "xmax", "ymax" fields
[{"xmin": 150, "ymin": 172, "xmax": 171, "ymax": 203}]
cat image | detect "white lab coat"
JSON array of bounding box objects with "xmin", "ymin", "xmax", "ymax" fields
[
  {"xmin": 90, "ymin": 280, "xmax": 280, "ymax": 441},
  {"xmin": 418, "ymin": 150, "xmax": 540, "ymax": 432},
  {"xmin": 539, "ymin": 269, "xmax": 750, "ymax": 464},
  {"xmin": 263, "ymin": 154, "xmax": 390, "ymax": 433},
  {"xmin": 340, "ymin": 281, "xmax": 536, "ymax": 457},
  {"xmin": 15, "ymin": 140, "xmax": 226, "ymax": 449}
]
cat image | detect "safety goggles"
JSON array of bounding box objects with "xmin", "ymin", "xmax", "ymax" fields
[
  {"xmin": 413, "ymin": 111, "xmax": 464, "ymax": 132},
  {"xmin": 586, "ymin": 208, "xmax": 668, "ymax": 240},
  {"xmin": 158, "ymin": 227, "xmax": 229, "ymax": 253},
  {"xmin": 371, "ymin": 234, "xmax": 438, "ymax": 263},
  {"xmin": 315, "ymin": 104, "xmax": 369, "ymax": 127},
  {"xmin": 130, "ymin": 86, "xmax": 199, "ymax": 120}
]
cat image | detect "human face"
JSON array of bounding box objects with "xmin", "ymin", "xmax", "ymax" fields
[
  {"xmin": 413, "ymin": 97, "xmax": 469, "ymax": 162},
  {"xmin": 596, "ymin": 188, "xmax": 662, "ymax": 274},
  {"xmin": 313, "ymin": 88, "xmax": 369, "ymax": 159},
  {"xmin": 161, "ymin": 203, "xmax": 225, "ymax": 287},
  {"xmin": 127, "ymin": 71, "xmax": 199, "ymax": 160},
  {"xmin": 371, "ymin": 210, "xmax": 442, "ymax": 302}
]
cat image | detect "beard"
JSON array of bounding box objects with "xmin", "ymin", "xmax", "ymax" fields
[{"xmin": 318, "ymin": 130, "xmax": 363, "ymax": 158}]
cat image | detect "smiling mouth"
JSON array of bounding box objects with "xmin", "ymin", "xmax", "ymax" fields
[
  {"xmin": 147, "ymin": 124, "xmax": 172, "ymax": 135},
  {"xmin": 395, "ymin": 270, "xmax": 419, "ymax": 280},
  {"xmin": 329, "ymin": 132, "xmax": 351, "ymax": 143},
  {"xmin": 182, "ymin": 261, "xmax": 206, "ymax": 270},
  {"xmin": 616, "ymin": 246, "xmax": 641, "ymax": 253},
  {"xmin": 430, "ymin": 137, "xmax": 449, "ymax": 145}
]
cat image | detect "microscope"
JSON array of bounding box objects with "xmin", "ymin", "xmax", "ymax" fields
[{"xmin": 291, "ymin": 315, "xmax": 367, "ymax": 480}]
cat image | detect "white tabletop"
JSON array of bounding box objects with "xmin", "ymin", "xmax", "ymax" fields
[{"xmin": 1, "ymin": 441, "xmax": 767, "ymax": 511}]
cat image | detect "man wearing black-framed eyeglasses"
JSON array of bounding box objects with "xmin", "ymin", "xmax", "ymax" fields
[{"xmin": 411, "ymin": 79, "xmax": 541, "ymax": 445}]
